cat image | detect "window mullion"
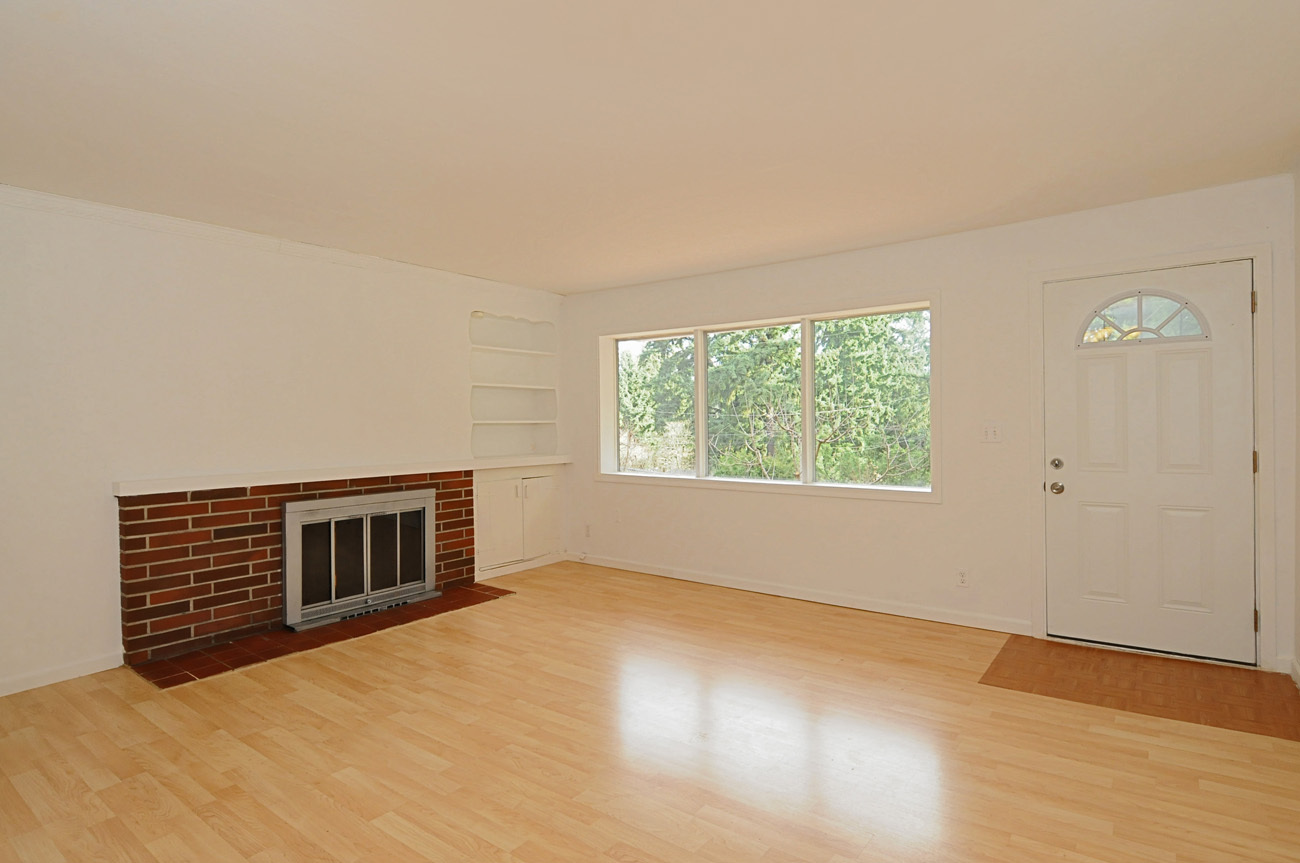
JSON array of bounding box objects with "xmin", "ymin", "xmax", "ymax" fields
[
  {"xmin": 694, "ymin": 328, "xmax": 708, "ymax": 478},
  {"xmin": 800, "ymin": 318, "xmax": 815, "ymax": 484}
]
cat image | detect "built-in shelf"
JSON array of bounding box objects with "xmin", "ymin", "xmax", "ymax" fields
[{"xmin": 470, "ymin": 312, "xmax": 558, "ymax": 457}]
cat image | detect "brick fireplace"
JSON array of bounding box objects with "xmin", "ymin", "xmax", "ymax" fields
[{"xmin": 117, "ymin": 471, "xmax": 474, "ymax": 665}]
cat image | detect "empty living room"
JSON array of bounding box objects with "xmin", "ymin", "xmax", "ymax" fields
[{"xmin": 2, "ymin": 3, "xmax": 1299, "ymax": 861}]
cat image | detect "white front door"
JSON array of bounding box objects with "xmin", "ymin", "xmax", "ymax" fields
[{"xmin": 1043, "ymin": 260, "xmax": 1256, "ymax": 664}]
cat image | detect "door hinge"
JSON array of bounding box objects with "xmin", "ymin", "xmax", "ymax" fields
[
  {"xmin": 1253, "ymin": 450, "xmax": 1259, "ymax": 473},
  {"xmin": 1254, "ymin": 609, "xmax": 1260, "ymax": 632},
  {"xmin": 1251, "ymin": 290, "xmax": 1258, "ymax": 313}
]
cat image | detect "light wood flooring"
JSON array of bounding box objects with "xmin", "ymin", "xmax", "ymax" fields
[{"xmin": 3, "ymin": 562, "xmax": 1299, "ymax": 862}]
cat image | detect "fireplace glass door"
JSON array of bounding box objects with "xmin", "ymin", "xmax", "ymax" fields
[{"xmin": 300, "ymin": 509, "xmax": 425, "ymax": 609}]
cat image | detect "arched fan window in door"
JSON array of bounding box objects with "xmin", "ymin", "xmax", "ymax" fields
[{"xmin": 1077, "ymin": 290, "xmax": 1210, "ymax": 347}]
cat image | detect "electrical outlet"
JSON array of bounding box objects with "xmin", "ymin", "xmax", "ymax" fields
[
  {"xmin": 957, "ymin": 569, "xmax": 970, "ymax": 588},
  {"xmin": 585, "ymin": 524, "xmax": 591, "ymax": 538}
]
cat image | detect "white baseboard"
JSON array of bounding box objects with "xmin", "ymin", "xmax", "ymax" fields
[
  {"xmin": 1291, "ymin": 657, "xmax": 1300, "ymax": 689},
  {"xmin": 0, "ymin": 651, "xmax": 123, "ymax": 698},
  {"xmin": 573, "ymin": 554, "xmax": 1032, "ymax": 635},
  {"xmin": 477, "ymin": 551, "xmax": 567, "ymax": 580}
]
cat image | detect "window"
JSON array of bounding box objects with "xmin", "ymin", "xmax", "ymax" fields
[
  {"xmin": 708, "ymin": 324, "xmax": 802, "ymax": 480},
  {"xmin": 610, "ymin": 305, "xmax": 932, "ymax": 492},
  {"xmin": 813, "ymin": 312, "xmax": 930, "ymax": 487},
  {"xmin": 617, "ymin": 336, "xmax": 695, "ymax": 474},
  {"xmin": 1079, "ymin": 290, "xmax": 1208, "ymax": 345}
]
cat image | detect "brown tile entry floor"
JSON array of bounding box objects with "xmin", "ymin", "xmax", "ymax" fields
[
  {"xmin": 132, "ymin": 582, "xmax": 514, "ymax": 689},
  {"xmin": 980, "ymin": 634, "xmax": 1300, "ymax": 741}
]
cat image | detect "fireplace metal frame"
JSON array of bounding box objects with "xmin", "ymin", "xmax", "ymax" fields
[{"xmin": 282, "ymin": 489, "xmax": 442, "ymax": 630}]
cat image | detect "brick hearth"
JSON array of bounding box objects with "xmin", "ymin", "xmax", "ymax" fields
[{"xmin": 116, "ymin": 471, "xmax": 474, "ymax": 665}]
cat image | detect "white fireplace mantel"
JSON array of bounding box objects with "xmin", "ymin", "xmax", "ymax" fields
[{"xmin": 113, "ymin": 455, "xmax": 571, "ymax": 497}]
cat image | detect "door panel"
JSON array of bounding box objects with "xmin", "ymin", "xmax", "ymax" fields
[
  {"xmin": 522, "ymin": 475, "xmax": 561, "ymax": 560},
  {"xmin": 1157, "ymin": 506, "xmax": 1213, "ymax": 611},
  {"xmin": 1044, "ymin": 260, "xmax": 1255, "ymax": 664},
  {"xmin": 476, "ymin": 478, "xmax": 524, "ymax": 569},
  {"xmin": 1078, "ymin": 503, "xmax": 1128, "ymax": 603},
  {"xmin": 1155, "ymin": 350, "xmax": 1212, "ymax": 472},
  {"xmin": 1077, "ymin": 355, "xmax": 1127, "ymax": 470}
]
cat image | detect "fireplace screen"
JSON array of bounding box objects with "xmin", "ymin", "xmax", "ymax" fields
[{"xmin": 284, "ymin": 491, "xmax": 441, "ymax": 629}]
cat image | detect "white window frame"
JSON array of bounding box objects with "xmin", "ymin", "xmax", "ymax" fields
[{"xmin": 598, "ymin": 299, "xmax": 941, "ymax": 503}]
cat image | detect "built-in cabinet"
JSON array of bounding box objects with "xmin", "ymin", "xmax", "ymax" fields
[
  {"xmin": 475, "ymin": 472, "xmax": 562, "ymax": 572},
  {"xmin": 470, "ymin": 312, "xmax": 557, "ymax": 458}
]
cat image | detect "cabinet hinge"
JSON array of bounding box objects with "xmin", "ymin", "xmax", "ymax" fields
[
  {"xmin": 1253, "ymin": 451, "xmax": 1259, "ymax": 473},
  {"xmin": 1254, "ymin": 609, "xmax": 1260, "ymax": 632},
  {"xmin": 1251, "ymin": 290, "xmax": 1258, "ymax": 313}
]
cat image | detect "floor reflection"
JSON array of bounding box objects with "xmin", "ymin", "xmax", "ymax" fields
[{"xmin": 617, "ymin": 654, "xmax": 942, "ymax": 842}]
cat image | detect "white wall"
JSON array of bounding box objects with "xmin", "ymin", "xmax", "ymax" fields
[
  {"xmin": 0, "ymin": 187, "xmax": 561, "ymax": 695},
  {"xmin": 559, "ymin": 176, "xmax": 1298, "ymax": 672},
  {"xmin": 1294, "ymin": 166, "xmax": 1300, "ymax": 685}
]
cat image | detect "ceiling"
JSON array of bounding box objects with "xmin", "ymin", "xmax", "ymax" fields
[{"xmin": 3, "ymin": 2, "xmax": 1300, "ymax": 294}]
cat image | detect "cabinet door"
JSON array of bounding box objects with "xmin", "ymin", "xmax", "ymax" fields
[
  {"xmin": 522, "ymin": 476, "xmax": 560, "ymax": 559},
  {"xmin": 476, "ymin": 478, "xmax": 524, "ymax": 569}
]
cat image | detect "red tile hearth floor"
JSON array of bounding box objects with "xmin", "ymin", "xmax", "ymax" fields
[
  {"xmin": 980, "ymin": 634, "xmax": 1300, "ymax": 741},
  {"xmin": 132, "ymin": 582, "xmax": 514, "ymax": 689}
]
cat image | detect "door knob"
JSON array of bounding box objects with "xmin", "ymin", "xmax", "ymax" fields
[{"xmin": 1049, "ymin": 482, "xmax": 1065, "ymax": 494}]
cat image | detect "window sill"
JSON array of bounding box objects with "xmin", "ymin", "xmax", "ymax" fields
[{"xmin": 595, "ymin": 471, "xmax": 940, "ymax": 503}]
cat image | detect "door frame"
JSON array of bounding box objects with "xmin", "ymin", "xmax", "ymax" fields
[{"xmin": 1028, "ymin": 245, "xmax": 1284, "ymax": 670}]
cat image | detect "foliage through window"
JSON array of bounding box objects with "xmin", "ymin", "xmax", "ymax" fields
[
  {"xmin": 708, "ymin": 324, "xmax": 802, "ymax": 480},
  {"xmin": 615, "ymin": 308, "xmax": 931, "ymax": 489},
  {"xmin": 814, "ymin": 313, "xmax": 930, "ymax": 486},
  {"xmin": 618, "ymin": 336, "xmax": 694, "ymax": 474}
]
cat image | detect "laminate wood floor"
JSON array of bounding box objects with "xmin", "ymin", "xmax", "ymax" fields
[{"xmin": 3, "ymin": 562, "xmax": 1299, "ymax": 862}]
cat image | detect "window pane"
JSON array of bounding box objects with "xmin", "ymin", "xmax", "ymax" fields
[
  {"xmin": 1082, "ymin": 315, "xmax": 1120, "ymax": 343},
  {"xmin": 1161, "ymin": 307, "xmax": 1204, "ymax": 337},
  {"xmin": 1102, "ymin": 296, "xmax": 1139, "ymax": 329},
  {"xmin": 707, "ymin": 324, "xmax": 801, "ymax": 480},
  {"xmin": 618, "ymin": 336, "xmax": 695, "ymax": 474},
  {"xmin": 814, "ymin": 311, "xmax": 930, "ymax": 488},
  {"xmin": 1142, "ymin": 295, "xmax": 1182, "ymax": 329}
]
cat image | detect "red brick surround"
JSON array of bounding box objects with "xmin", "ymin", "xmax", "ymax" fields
[{"xmin": 117, "ymin": 471, "xmax": 475, "ymax": 665}]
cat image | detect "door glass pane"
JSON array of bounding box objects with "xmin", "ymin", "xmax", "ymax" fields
[
  {"xmin": 1161, "ymin": 308, "xmax": 1204, "ymax": 337},
  {"xmin": 707, "ymin": 324, "xmax": 801, "ymax": 480},
  {"xmin": 301, "ymin": 521, "xmax": 333, "ymax": 606},
  {"xmin": 1083, "ymin": 316, "xmax": 1119, "ymax": 343},
  {"xmin": 1142, "ymin": 295, "xmax": 1181, "ymax": 328},
  {"xmin": 1103, "ymin": 296, "xmax": 1139, "ymax": 329},
  {"xmin": 814, "ymin": 311, "xmax": 930, "ymax": 488},
  {"xmin": 617, "ymin": 336, "xmax": 695, "ymax": 474},
  {"xmin": 334, "ymin": 517, "xmax": 365, "ymax": 599},
  {"xmin": 399, "ymin": 510, "xmax": 425, "ymax": 584},
  {"xmin": 369, "ymin": 513, "xmax": 398, "ymax": 592}
]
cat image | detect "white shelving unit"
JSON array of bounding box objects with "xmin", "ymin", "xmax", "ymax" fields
[{"xmin": 469, "ymin": 313, "xmax": 558, "ymax": 457}]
